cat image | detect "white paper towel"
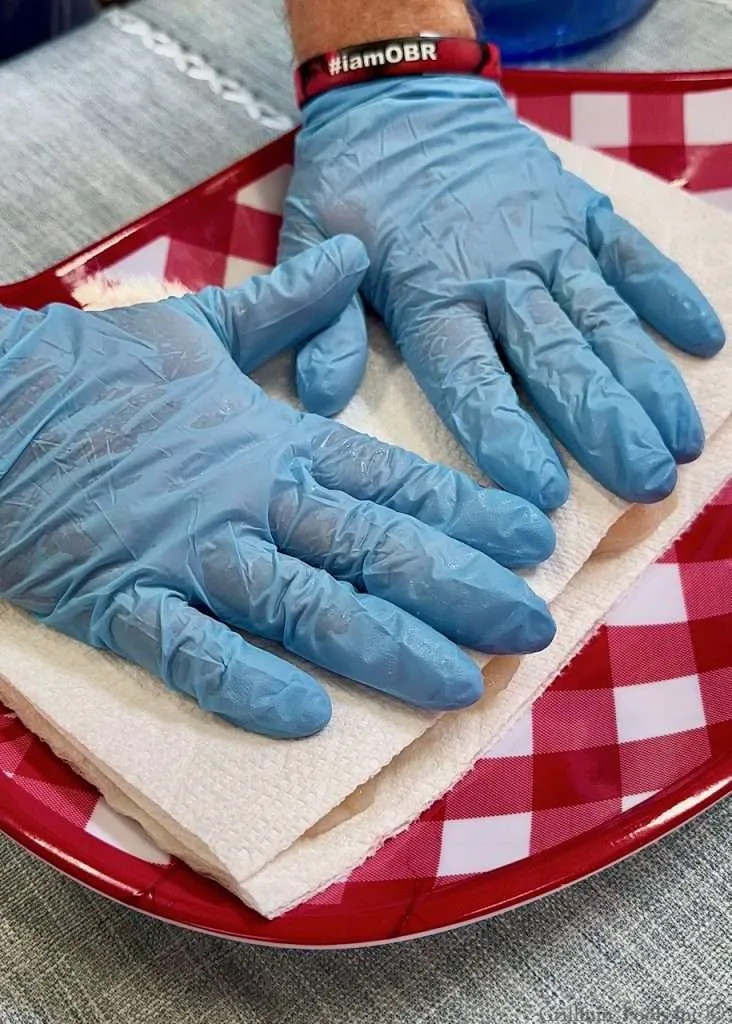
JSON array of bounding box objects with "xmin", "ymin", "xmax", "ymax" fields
[
  {"xmin": 244, "ymin": 413, "xmax": 732, "ymax": 915},
  {"xmin": 1, "ymin": 130, "xmax": 731, "ymax": 916}
]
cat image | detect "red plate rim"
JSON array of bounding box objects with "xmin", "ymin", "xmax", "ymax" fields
[
  {"xmin": 501, "ymin": 66, "xmax": 732, "ymax": 95},
  {"xmin": 1, "ymin": 67, "xmax": 731, "ymax": 309},
  {"xmin": 1, "ymin": 65, "xmax": 731, "ymax": 947},
  {"xmin": 1, "ymin": 749, "xmax": 729, "ymax": 947}
]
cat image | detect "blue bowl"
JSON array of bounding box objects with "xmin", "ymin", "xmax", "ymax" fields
[{"xmin": 473, "ymin": 0, "xmax": 658, "ymax": 62}]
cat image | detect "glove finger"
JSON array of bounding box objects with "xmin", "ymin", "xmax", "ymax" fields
[
  {"xmin": 587, "ymin": 204, "xmax": 725, "ymax": 357},
  {"xmin": 310, "ymin": 422, "xmax": 555, "ymax": 568},
  {"xmin": 396, "ymin": 306, "xmax": 569, "ymax": 511},
  {"xmin": 202, "ymin": 537, "xmax": 485, "ymax": 712},
  {"xmin": 295, "ymin": 295, "xmax": 368, "ymax": 416},
  {"xmin": 182, "ymin": 235, "xmax": 369, "ymax": 374},
  {"xmin": 269, "ymin": 475, "xmax": 555, "ymax": 654},
  {"xmin": 487, "ymin": 275, "xmax": 678, "ymax": 504},
  {"xmin": 279, "ymin": 209, "xmax": 369, "ymax": 416},
  {"xmin": 554, "ymin": 253, "xmax": 704, "ymax": 463},
  {"xmin": 104, "ymin": 584, "xmax": 332, "ymax": 739}
]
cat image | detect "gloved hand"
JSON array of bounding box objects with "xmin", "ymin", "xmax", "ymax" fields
[
  {"xmin": 0, "ymin": 236, "xmax": 555, "ymax": 740},
  {"xmin": 281, "ymin": 79, "xmax": 726, "ymax": 509}
]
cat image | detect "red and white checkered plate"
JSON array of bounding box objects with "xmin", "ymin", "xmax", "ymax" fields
[{"xmin": 1, "ymin": 69, "xmax": 731, "ymax": 948}]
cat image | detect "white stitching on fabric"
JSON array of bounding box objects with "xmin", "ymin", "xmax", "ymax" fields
[{"xmin": 105, "ymin": 8, "xmax": 295, "ymax": 132}]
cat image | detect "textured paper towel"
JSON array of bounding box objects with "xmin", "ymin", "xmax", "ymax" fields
[
  {"xmin": 1, "ymin": 130, "xmax": 731, "ymax": 913},
  {"xmin": 20, "ymin": 410, "xmax": 727, "ymax": 917},
  {"xmin": 245, "ymin": 416, "xmax": 732, "ymax": 915}
]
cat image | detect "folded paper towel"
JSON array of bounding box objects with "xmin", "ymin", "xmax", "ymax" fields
[
  {"xmin": 4, "ymin": 415, "xmax": 728, "ymax": 917},
  {"xmin": 245, "ymin": 414, "xmax": 732, "ymax": 915},
  {"xmin": 1, "ymin": 130, "xmax": 730, "ymax": 917}
]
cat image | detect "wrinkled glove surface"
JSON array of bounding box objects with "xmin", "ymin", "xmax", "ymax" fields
[
  {"xmin": 282, "ymin": 79, "xmax": 726, "ymax": 509},
  {"xmin": 0, "ymin": 237, "xmax": 555, "ymax": 739}
]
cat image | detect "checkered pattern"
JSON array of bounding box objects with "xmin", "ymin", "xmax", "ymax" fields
[
  {"xmin": 310, "ymin": 487, "xmax": 732, "ymax": 906},
  {"xmin": 99, "ymin": 84, "xmax": 732, "ymax": 297},
  {"xmin": 512, "ymin": 86, "xmax": 732, "ymax": 209},
  {"xmin": 1, "ymin": 78, "xmax": 732, "ymax": 917}
]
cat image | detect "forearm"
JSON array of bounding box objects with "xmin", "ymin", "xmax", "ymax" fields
[{"xmin": 286, "ymin": 0, "xmax": 476, "ymax": 61}]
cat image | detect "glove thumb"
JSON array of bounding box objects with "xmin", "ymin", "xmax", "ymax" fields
[
  {"xmin": 280, "ymin": 203, "xmax": 369, "ymax": 417},
  {"xmin": 182, "ymin": 234, "xmax": 368, "ymax": 388}
]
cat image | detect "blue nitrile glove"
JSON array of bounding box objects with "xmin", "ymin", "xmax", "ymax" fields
[
  {"xmin": 281, "ymin": 79, "xmax": 726, "ymax": 510},
  {"xmin": 0, "ymin": 236, "xmax": 555, "ymax": 740}
]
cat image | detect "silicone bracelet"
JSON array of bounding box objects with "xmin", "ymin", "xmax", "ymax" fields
[{"xmin": 295, "ymin": 36, "xmax": 501, "ymax": 108}]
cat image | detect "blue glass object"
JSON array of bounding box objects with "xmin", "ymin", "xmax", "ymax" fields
[{"xmin": 473, "ymin": 0, "xmax": 658, "ymax": 62}]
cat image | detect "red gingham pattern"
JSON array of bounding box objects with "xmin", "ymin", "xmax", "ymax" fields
[
  {"xmin": 307, "ymin": 487, "xmax": 732, "ymax": 903},
  {"xmin": 1, "ymin": 74, "xmax": 731, "ymax": 943},
  {"xmin": 512, "ymin": 86, "xmax": 732, "ymax": 203}
]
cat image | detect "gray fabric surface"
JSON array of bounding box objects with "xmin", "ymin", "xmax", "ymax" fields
[
  {"xmin": 0, "ymin": 1, "xmax": 295, "ymax": 280},
  {"xmin": 2, "ymin": 802, "xmax": 731, "ymax": 1023},
  {"xmin": 1, "ymin": 0, "xmax": 731, "ymax": 279},
  {"xmin": 1, "ymin": 1, "xmax": 731, "ymax": 1021}
]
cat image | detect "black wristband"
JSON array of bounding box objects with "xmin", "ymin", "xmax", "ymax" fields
[{"xmin": 295, "ymin": 36, "xmax": 501, "ymax": 108}]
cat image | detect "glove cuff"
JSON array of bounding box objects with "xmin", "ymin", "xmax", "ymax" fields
[{"xmin": 295, "ymin": 36, "xmax": 501, "ymax": 109}]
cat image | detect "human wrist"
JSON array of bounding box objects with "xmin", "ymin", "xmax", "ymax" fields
[{"xmin": 286, "ymin": 1, "xmax": 477, "ymax": 62}]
